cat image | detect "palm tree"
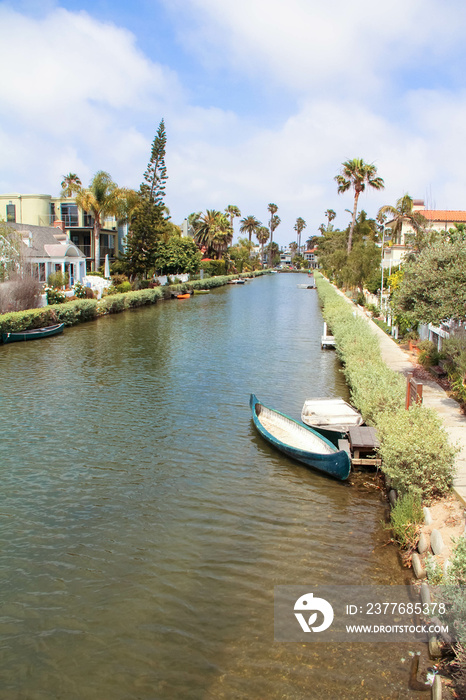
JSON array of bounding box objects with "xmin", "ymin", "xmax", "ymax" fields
[
  {"xmin": 239, "ymin": 215, "xmax": 261, "ymax": 245},
  {"xmin": 377, "ymin": 194, "xmax": 427, "ymax": 248},
  {"xmin": 335, "ymin": 159, "xmax": 384, "ymax": 254},
  {"xmin": 225, "ymin": 205, "xmax": 241, "ymax": 231},
  {"xmin": 60, "ymin": 173, "xmax": 82, "ymax": 198},
  {"xmin": 256, "ymin": 226, "xmax": 270, "ymax": 266},
  {"xmin": 325, "ymin": 209, "xmax": 336, "ymax": 226},
  {"xmin": 75, "ymin": 171, "xmax": 123, "ymax": 271},
  {"xmin": 194, "ymin": 210, "xmax": 233, "ymax": 259},
  {"xmin": 294, "ymin": 217, "xmax": 307, "ymax": 255},
  {"xmin": 267, "ymin": 203, "xmax": 279, "ymax": 267}
]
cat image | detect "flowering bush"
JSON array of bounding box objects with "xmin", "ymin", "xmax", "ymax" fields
[{"xmin": 45, "ymin": 286, "xmax": 66, "ymax": 305}]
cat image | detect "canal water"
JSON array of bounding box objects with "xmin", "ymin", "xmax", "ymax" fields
[{"xmin": 1, "ymin": 273, "xmax": 425, "ymax": 699}]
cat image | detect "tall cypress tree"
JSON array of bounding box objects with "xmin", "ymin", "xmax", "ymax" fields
[
  {"xmin": 125, "ymin": 119, "xmax": 169, "ymax": 278},
  {"xmin": 140, "ymin": 119, "xmax": 168, "ymax": 206}
]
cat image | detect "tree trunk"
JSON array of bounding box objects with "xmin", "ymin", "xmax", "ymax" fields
[
  {"xmin": 94, "ymin": 219, "xmax": 101, "ymax": 272},
  {"xmin": 347, "ymin": 191, "xmax": 360, "ymax": 254}
]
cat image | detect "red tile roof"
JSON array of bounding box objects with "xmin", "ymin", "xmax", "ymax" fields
[{"xmin": 421, "ymin": 210, "xmax": 466, "ymax": 222}]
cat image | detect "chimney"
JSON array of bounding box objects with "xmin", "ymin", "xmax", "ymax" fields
[{"xmin": 53, "ymin": 220, "xmax": 65, "ymax": 232}]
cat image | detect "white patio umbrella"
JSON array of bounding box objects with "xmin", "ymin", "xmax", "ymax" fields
[{"xmin": 104, "ymin": 253, "xmax": 110, "ymax": 279}]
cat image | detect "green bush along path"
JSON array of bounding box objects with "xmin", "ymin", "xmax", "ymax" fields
[{"xmin": 315, "ymin": 273, "xmax": 462, "ymax": 503}]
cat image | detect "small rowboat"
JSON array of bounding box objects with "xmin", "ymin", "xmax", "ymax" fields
[
  {"xmin": 301, "ymin": 398, "xmax": 363, "ymax": 446},
  {"xmin": 250, "ymin": 394, "xmax": 351, "ymax": 480},
  {"xmin": 2, "ymin": 323, "xmax": 65, "ymax": 344},
  {"xmin": 176, "ymin": 293, "xmax": 191, "ymax": 299}
]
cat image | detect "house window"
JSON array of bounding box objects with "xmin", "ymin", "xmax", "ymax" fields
[
  {"xmin": 6, "ymin": 203, "xmax": 15, "ymax": 222},
  {"xmin": 38, "ymin": 262, "xmax": 46, "ymax": 282},
  {"xmin": 60, "ymin": 203, "xmax": 79, "ymax": 227},
  {"xmin": 50, "ymin": 203, "xmax": 56, "ymax": 223},
  {"xmin": 100, "ymin": 233, "xmax": 115, "ymax": 251},
  {"xmin": 83, "ymin": 211, "xmax": 94, "ymax": 227}
]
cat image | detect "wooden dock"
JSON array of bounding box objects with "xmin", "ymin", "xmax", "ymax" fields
[{"xmin": 321, "ymin": 322, "xmax": 335, "ymax": 348}]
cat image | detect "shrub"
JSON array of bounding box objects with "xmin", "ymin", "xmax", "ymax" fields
[
  {"xmin": 365, "ymin": 303, "xmax": 378, "ymax": 316},
  {"xmin": 389, "ymin": 492, "xmax": 424, "ymax": 550},
  {"xmin": 97, "ymin": 287, "xmax": 163, "ymax": 315},
  {"xmin": 199, "ymin": 259, "xmax": 226, "ymax": 276},
  {"xmin": 110, "ymin": 274, "xmax": 129, "ymax": 287},
  {"xmin": 356, "ymin": 291, "xmax": 365, "ymax": 306},
  {"xmin": 72, "ymin": 281, "xmax": 92, "ymax": 299},
  {"xmin": 448, "ymin": 537, "xmax": 466, "ymax": 586},
  {"xmin": 47, "ymin": 271, "xmax": 69, "ymax": 288},
  {"xmin": 0, "ymin": 275, "xmax": 42, "ymax": 313},
  {"xmin": 116, "ymin": 281, "xmax": 132, "ymax": 293},
  {"xmin": 315, "ymin": 273, "xmax": 458, "ymax": 499},
  {"xmin": 46, "ymin": 287, "xmax": 66, "ymax": 305},
  {"xmin": 415, "ymin": 339, "xmax": 439, "ymax": 368},
  {"xmin": 425, "ymin": 553, "xmax": 444, "ymax": 585},
  {"xmin": 436, "ymin": 539, "xmax": 466, "ymax": 696},
  {"xmin": 0, "ymin": 299, "xmax": 99, "ymax": 335},
  {"xmin": 403, "ymin": 329, "xmax": 419, "ymax": 342},
  {"xmin": 98, "ymin": 293, "xmax": 128, "ymax": 314},
  {"xmin": 0, "ymin": 307, "xmax": 58, "ymax": 335},
  {"xmin": 443, "ymin": 328, "xmax": 466, "ymax": 380},
  {"xmin": 377, "ymin": 404, "xmax": 457, "ymax": 500},
  {"xmin": 53, "ymin": 299, "xmax": 98, "ymax": 324},
  {"xmin": 138, "ymin": 279, "xmax": 152, "ymax": 289}
]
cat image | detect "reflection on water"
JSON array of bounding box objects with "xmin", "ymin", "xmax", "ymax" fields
[{"xmin": 0, "ymin": 274, "xmax": 424, "ymax": 698}]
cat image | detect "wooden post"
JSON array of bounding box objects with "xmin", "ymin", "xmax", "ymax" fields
[{"xmin": 406, "ymin": 372, "xmax": 423, "ymax": 409}]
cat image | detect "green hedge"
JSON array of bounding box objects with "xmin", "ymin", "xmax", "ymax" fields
[
  {"xmin": 0, "ymin": 299, "xmax": 99, "ymax": 334},
  {"xmin": 98, "ymin": 287, "xmax": 163, "ymax": 314},
  {"xmin": 315, "ymin": 273, "xmax": 457, "ymax": 499}
]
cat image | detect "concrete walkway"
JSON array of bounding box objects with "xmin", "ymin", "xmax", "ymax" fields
[{"xmin": 358, "ymin": 309, "xmax": 466, "ymax": 505}]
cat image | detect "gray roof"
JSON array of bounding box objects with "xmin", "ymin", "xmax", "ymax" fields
[{"xmin": 6, "ymin": 223, "xmax": 86, "ymax": 260}]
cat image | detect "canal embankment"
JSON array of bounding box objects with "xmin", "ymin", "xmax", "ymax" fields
[{"xmin": 0, "ymin": 270, "xmax": 267, "ymax": 339}]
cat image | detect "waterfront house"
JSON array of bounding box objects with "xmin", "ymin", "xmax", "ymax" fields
[
  {"xmin": 0, "ymin": 192, "xmax": 122, "ymax": 272},
  {"xmin": 6, "ymin": 222, "xmax": 87, "ymax": 285},
  {"xmin": 303, "ymin": 248, "xmax": 318, "ymax": 269},
  {"xmin": 279, "ymin": 249, "xmax": 292, "ymax": 266},
  {"xmin": 382, "ymin": 199, "xmax": 466, "ymax": 270}
]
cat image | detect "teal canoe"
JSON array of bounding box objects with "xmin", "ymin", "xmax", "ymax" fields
[
  {"xmin": 250, "ymin": 394, "xmax": 351, "ymax": 481},
  {"xmin": 2, "ymin": 323, "xmax": 65, "ymax": 344}
]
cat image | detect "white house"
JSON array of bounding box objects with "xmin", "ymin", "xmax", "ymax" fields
[
  {"xmin": 382, "ymin": 199, "xmax": 466, "ymax": 269},
  {"xmin": 6, "ymin": 222, "xmax": 87, "ymax": 285},
  {"xmin": 303, "ymin": 248, "xmax": 318, "ymax": 269}
]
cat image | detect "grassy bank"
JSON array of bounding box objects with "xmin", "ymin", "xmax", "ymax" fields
[
  {"xmin": 315, "ymin": 273, "xmax": 457, "ymax": 500},
  {"xmin": 0, "ymin": 271, "xmax": 267, "ymax": 339}
]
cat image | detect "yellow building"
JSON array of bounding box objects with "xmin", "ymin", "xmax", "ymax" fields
[{"xmin": 0, "ymin": 193, "xmax": 119, "ymax": 271}]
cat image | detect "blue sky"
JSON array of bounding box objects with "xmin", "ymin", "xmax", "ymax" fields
[{"xmin": 2, "ymin": 0, "xmax": 466, "ymax": 245}]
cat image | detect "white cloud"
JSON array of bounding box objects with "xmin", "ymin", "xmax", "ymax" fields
[
  {"xmin": 2, "ymin": 2, "xmax": 466, "ymax": 246},
  {"xmin": 165, "ymin": 0, "xmax": 466, "ymax": 99},
  {"xmin": 0, "ymin": 6, "xmax": 184, "ymax": 190}
]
